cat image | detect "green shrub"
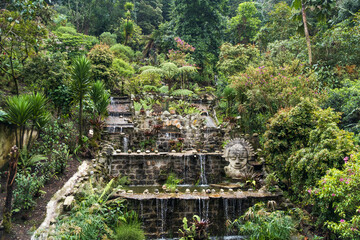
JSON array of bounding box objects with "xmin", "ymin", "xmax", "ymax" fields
[
  {"xmin": 13, "ymin": 173, "xmax": 45, "ymax": 212},
  {"xmin": 322, "ymin": 80, "xmax": 360, "ymax": 135},
  {"xmin": 113, "ymin": 223, "xmax": 145, "ymax": 240},
  {"xmin": 311, "ymin": 153, "xmax": 360, "ymax": 239},
  {"xmin": 230, "ymin": 60, "xmax": 320, "ymax": 133},
  {"xmin": 110, "ymin": 43, "xmax": 135, "ymax": 62},
  {"xmin": 99, "ymin": 32, "xmax": 117, "ymax": 46},
  {"xmin": 263, "ymin": 99, "xmax": 355, "ymax": 200},
  {"xmin": 112, "ymin": 58, "xmax": 135, "ymax": 78},
  {"xmin": 230, "ymin": 203, "xmax": 296, "ymax": 240}
]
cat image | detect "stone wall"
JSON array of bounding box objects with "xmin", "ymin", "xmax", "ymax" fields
[
  {"xmin": 108, "ymin": 153, "xmax": 227, "ymax": 185},
  {"xmin": 118, "ymin": 192, "xmax": 282, "ymax": 238},
  {"xmin": 0, "ymin": 123, "xmax": 37, "ymax": 169}
]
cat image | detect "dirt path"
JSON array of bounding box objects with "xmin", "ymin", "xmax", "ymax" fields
[{"xmin": 0, "ymin": 158, "xmax": 81, "ymax": 240}]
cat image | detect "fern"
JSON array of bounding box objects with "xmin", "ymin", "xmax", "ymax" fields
[
  {"xmin": 159, "ymin": 86, "xmax": 169, "ymax": 94},
  {"xmin": 134, "ymin": 102, "xmax": 142, "ymax": 112},
  {"xmin": 171, "ymin": 89, "xmax": 195, "ymax": 97}
]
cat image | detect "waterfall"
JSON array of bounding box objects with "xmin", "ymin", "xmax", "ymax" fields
[
  {"xmin": 199, "ymin": 155, "xmax": 208, "ymax": 186},
  {"xmin": 140, "ymin": 200, "xmax": 144, "ymax": 220},
  {"xmin": 224, "ymin": 198, "xmax": 229, "ymax": 220},
  {"xmin": 160, "ymin": 199, "xmax": 168, "ymax": 239},
  {"xmin": 123, "ymin": 136, "xmax": 128, "ymax": 152},
  {"xmin": 197, "ymin": 198, "xmax": 210, "ymax": 220},
  {"xmin": 183, "ymin": 155, "xmax": 190, "ymax": 184}
]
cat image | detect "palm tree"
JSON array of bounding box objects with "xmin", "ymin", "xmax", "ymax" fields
[
  {"xmin": 4, "ymin": 94, "xmax": 33, "ymax": 149},
  {"xmin": 27, "ymin": 92, "xmax": 50, "ymax": 149},
  {"xmin": 70, "ymin": 55, "xmax": 92, "ymax": 146},
  {"xmin": 90, "ymin": 80, "xmax": 110, "ymax": 141},
  {"xmin": 90, "ymin": 80, "xmax": 110, "ymax": 118},
  {"xmin": 124, "ymin": 2, "xmax": 134, "ymax": 46}
]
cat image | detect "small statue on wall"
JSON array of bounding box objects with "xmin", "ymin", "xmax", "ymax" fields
[{"xmin": 223, "ymin": 138, "xmax": 254, "ymax": 180}]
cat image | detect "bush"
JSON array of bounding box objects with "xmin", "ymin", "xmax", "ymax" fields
[
  {"xmin": 322, "ymin": 80, "xmax": 360, "ymax": 135},
  {"xmin": 13, "ymin": 173, "xmax": 45, "ymax": 212},
  {"xmin": 230, "ymin": 203, "xmax": 296, "ymax": 240},
  {"xmin": 113, "ymin": 223, "xmax": 145, "ymax": 240},
  {"xmin": 263, "ymin": 99, "xmax": 355, "ymax": 199},
  {"xmin": 230, "ymin": 60, "xmax": 321, "ymax": 133},
  {"xmin": 312, "ymin": 153, "xmax": 360, "ymax": 239},
  {"xmin": 112, "ymin": 58, "xmax": 135, "ymax": 78},
  {"xmin": 88, "ymin": 44, "xmax": 118, "ymax": 90},
  {"xmin": 110, "ymin": 43, "xmax": 135, "ymax": 62},
  {"xmin": 99, "ymin": 32, "xmax": 117, "ymax": 46}
]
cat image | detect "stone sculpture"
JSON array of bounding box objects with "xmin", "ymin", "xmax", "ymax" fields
[{"xmin": 223, "ymin": 138, "xmax": 254, "ymax": 180}]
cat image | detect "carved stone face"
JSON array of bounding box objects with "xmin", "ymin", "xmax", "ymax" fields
[{"xmin": 226, "ymin": 144, "xmax": 249, "ymax": 170}]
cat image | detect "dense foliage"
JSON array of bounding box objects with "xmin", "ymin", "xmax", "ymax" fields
[{"xmin": 1, "ymin": 0, "xmax": 360, "ymax": 239}]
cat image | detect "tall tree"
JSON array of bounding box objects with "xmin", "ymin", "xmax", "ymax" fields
[
  {"xmin": 229, "ymin": 2, "xmax": 261, "ymax": 44},
  {"xmin": 0, "ymin": 2, "xmax": 48, "ymax": 95},
  {"xmin": 172, "ymin": 0, "xmax": 225, "ymax": 76},
  {"xmin": 70, "ymin": 56, "xmax": 92, "ymax": 146},
  {"xmin": 124, "ymin": 2, "xmax": 135, "ymax": 46},
  {"xmin": 134, "ymin": 0, "xmax": 163, "ymax": 35},
  {"xmin": 291, "ymin": 0, "xmax": 336, "ymax": 65}
]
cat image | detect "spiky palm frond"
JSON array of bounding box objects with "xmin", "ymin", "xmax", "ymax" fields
[
  {"xmin": 5, "ymin": 95, "xmax": 33, "ymax": 127},
  {"xmin": 28, "ymin": 92, "xmax": 50, "ymax": 129},
  {"xmin": 90, "ymin": 80, "xmax": 110, "ymax": 117},
  {"xmin": 71, "ymin": 55, "xmax": 92, "ymax": 101}
]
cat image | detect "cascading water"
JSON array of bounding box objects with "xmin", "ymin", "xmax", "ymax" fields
[
  {"xmin": 199, "ymin": 155, "xmax": 208, "ymax": 186},
  {"xmin": 183, "ymin": 155, "xmax": 190, "ymax": 184},
  {"xmin": 160, "ymin": 199, "xmax": 168, "ymax": 239},
  {"xmin": 123, "ymin": 136, "xmax": 128, "ymax": 152},
  {"xmin": 197, "ymin": 198, "xmax": 210, "ymax": 220},
  {"xmin": 223, "ymin": 198, "xmax": 229, "ymax": 220}
]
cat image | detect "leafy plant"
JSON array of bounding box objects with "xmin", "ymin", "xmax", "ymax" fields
[
  {"xmin": 113, "ymin": 223, "xmax": 145, "ymax": 240},
  {"xmin": 13, "ymin": 173, "xmax": 45, "ymax": 213},
  {"xmin": 179, "ymin": 215, "xmax": 210, "ymax": 240},
  {"xmin": 311, "ymin": 153, "xmax": 360, "ymax": 239},
  {"xmin": 229, "ymin": 203, "xmax": 296, "ymax": 240},
  {"xmin": 18, "ymin": 147, "xmax": 47, "ymax": 173},
  {"xmin": 165, "ymin": 173, "xmax": 182, "ymax": 192}
]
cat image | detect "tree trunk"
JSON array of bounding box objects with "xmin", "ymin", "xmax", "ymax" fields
[
  {"xmin": 301, "ymin": 4, "xmax": 312, "ymax": 65},
  {"xmin": 79, "ymin": 99, "xmax": 83, "ymax": 146},
  {"xmin": 3, "ymin": 146, "xmax": 19, "ymax": 232}
]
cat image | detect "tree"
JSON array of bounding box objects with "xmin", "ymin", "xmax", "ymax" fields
[
  {"xmin": 229, "ymin": 2, "xmax": 261, "ymax": 44},
  {"xmin": 256, "ymin": 2, "xmax": 297, "ymax": 51},
  {"xmin": 172, "ymin": 0, "xmax": 225, "ymax": 76},
  {"xmin": 291, "ymin": 0, "xmax": 336, "ymax": 65},
  {"xmin": 89, "ymin": 81, "xmax": 110, "ymax": 141},
  {"xmin": 4, "ymin": 95, "xmax": 33, "ymax": 150},
  {"xmin": 123, "ymin": 2, "xmax": 135, "ymax": 46},
  {"xmin": 70, "ymin": 55, "xmax": 92, "ymax": 146},
  {"xmin": 0, "ymin": 9, "xmax": 47, "ymax": 95},
  {"xmin": 134, "ymin": 0, "xmax": 163, "ymax": 35}
]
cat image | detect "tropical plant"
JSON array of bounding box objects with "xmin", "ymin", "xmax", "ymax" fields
[
  {"xmin": 123, "ymin": 2, "xmax": 134, "ymax": 46},
  {"xmin": 18, "ymin": 147, "xmax": 47, "ymax": 173},
  {"xmin": 179, "ymin": 215, "xmax": 210, "ymax": 240},
  {"xmin": 4, "ymin": 94, "xmax": 33, "ymax": 149},
  {"xmin": 263, "ymin": 99, "xmax": 355, "ymax": 199},
  {"xmin": 113, "ymin": 223, "xmax": 145, "ymax": 240},
  {"xmin": 90, "ymin": 81, "xmax": 110, "ymax": 118},
  {"xmin": 27, "ymin": 92, "xmax": 50, "ymax": 149},
  {"xmin": 311, "ymin": 153, "xmax": 360, "ymax": 239},
  {"xmin": 70, "ymin": 55, "xmax": 92, "ymax": 146},
  {"xmin": 165, "ymin": 173, "xmax": 182, "ymax": 192},
  {"xmin": 229, "ymin": 203, "xmax": 296, "ymax": 240}
]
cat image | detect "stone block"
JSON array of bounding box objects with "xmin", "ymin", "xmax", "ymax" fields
[{"xmin": 63, "ymin": 196, "xmax": 75, "ymax": 211}]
